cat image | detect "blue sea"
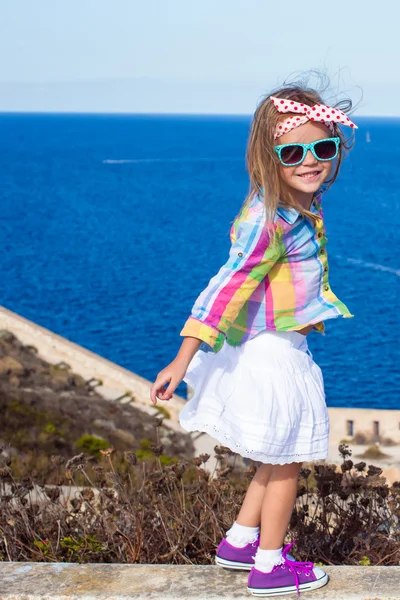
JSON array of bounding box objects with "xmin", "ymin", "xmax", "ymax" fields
[{"xmin": 1, "ymin": 113, "xmax": 399, "ymax": 409}]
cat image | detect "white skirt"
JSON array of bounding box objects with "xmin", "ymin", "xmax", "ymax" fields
[{"xmin": 179, "ymin": 330, "xmax": 329, "ymax": 465}]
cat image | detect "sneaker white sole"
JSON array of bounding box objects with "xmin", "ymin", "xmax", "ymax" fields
[
  {"xmin": 247, "ymin": 572, "xmax": 329, "ymax": 596},
  {"xmin": 215, "ymin": 555, "xmax": 253, "ymax": 571}
]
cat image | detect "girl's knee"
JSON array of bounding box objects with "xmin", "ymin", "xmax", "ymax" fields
[{"xmin": 254, "ymin": 462, "xmax": 273, "ymax": 484}]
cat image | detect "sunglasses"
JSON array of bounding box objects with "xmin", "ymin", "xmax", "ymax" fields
[{"xmin": 274, "ymin": 137, "xmax": 340, "ymax": 166}]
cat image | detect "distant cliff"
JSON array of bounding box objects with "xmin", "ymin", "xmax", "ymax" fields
[{"xmin": 0, "ymin": 330, "xmax": 194, "ymax": 482}]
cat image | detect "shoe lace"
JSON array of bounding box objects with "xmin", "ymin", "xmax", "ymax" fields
[{"xmin": 282, "ymin": 540, "xmax": 314, "ymax": 596}]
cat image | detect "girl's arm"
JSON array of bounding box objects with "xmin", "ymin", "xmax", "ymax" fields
[
  {"xmin": 150, "ymin": 212, "xmax": 283, "ymax": 404},
  {"xmin": 180, "ymin": 213, "xmax": 283, "ymax": 352},
  {"xmin": 150, "ymin": 336, "xmax": 202, "ymax": 403}
]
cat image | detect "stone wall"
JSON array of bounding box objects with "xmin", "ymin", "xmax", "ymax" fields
[
  {"xmin": 1, "ymin": 562, "xmax": 399, "ymax": 599},
  {"xmin": 329, "ymin": 407, "xmax": 400, "ymax": 445}
]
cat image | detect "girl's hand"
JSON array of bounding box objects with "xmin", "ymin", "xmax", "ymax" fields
[{"xmin": 150, "ymin": 358, "xmax": 188, "ymax": 404}]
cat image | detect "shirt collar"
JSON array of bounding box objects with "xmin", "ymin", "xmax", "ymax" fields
[
  {"xmin": 276, "ymin": 195, "xmax": 320, "ymax": 225},
  {"xmin": 276, "ymin": 205, "xmax": 300, "ymax": 224}
]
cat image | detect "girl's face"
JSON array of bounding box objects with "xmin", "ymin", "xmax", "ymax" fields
[{"xmin": 276, "ymin": 121, "xmax": 334, "ymax": 206}]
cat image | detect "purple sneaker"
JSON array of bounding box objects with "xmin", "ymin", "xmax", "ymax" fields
[
  {"xmin": 215, "ymin": 536, "xmax": 260, "ymax": 571},
  {"xmin": 215, "ymin": 535, "xmax": 296, "ymax": 572},
  {"xmin": 247, "ymin": 541, "xmax": 328, "ymax": 597}
]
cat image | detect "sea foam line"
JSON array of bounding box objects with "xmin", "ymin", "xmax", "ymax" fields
[
  {"xmin": 102, "ymin": 157, "xmax": 242, "ymax": 164},
  {"xmin": 337, "ymin": 255, "xmax": 400, "ymax": 276}
]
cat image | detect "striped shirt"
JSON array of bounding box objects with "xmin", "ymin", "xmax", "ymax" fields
[{"xmin": 180, "ymin": 192, "xmax": 353, "ymax": 352}]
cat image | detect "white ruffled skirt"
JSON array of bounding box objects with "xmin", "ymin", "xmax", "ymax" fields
[{"xmin": 179, "ymin": 330, "xmax": 329, "ymax": 465}]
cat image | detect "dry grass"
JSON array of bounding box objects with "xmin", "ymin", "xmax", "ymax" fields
[
  {"xmin": 0, "ymin": 437, "xmax": 399, "ymax": 566},
  {"xmin": 356, "ymin": 444, "xmax": 391, "ymax": 460}
]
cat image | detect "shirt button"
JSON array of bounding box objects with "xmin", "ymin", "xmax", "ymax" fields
[
  {"xmin": 320, "ymin": 249, "xmax": 325, "ymax": 255},
  {"xmin": 324, "ymin": 266, "xmax": 328, "ymax": 272},
  {"xmin": 324, "ymin": 285, "xmax": 329, "ymax": 291},
  {"xmin": 238, "ymin": 252, "xmax": 243, "ymax": 257},
  {"xmin": 317, "ymin": 232, "xmax": 323, "ymax": 238}
]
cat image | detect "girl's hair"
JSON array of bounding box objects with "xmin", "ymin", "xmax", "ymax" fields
[{"xmin": 242, "ymin": 81, "xmax": 355, "ymax": 231}]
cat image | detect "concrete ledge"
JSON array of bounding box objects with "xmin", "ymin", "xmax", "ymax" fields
[
  {"xmin": 0, "ymin": 305, "xmax": 186, "ymax": 420},
  {"xmin": 1, "ymin": 563, "xmax": 400, "ymax": 599}
]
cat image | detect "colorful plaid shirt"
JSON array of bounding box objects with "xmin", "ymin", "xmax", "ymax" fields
[{"xmin": 180, "ymin": 192, "xmax": 353, "ymax": 353}]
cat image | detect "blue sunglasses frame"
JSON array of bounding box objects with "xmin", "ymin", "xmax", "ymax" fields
[{"xmin": 274, "ymin": 137, "xmax": 341, "ymax": 166}]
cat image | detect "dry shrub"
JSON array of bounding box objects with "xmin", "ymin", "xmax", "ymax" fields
[
  {"xmin": 353, "ymin": 432, "xmax": 370, "ymax": 445},
  {"xmin": 292, "ymin": 445, "xmax": 400, "ymax": 565},
  {"xmin": 0, "ymin": 438, "xmax": 399, "ymax": 566},
  {"xmin": 356, "ymin": 444, "xmax": 391, "ymax": 460}
]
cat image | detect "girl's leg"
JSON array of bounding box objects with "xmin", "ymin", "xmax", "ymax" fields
[
  {"xmin": 218, "ymin": 462, "xmax": 302, "ymax": 574},
  {"xmin": 224, "ymin": 462, "xmax": 300, "ymax": 551},
  {"xmin": 223, "ymin": 463, "xmax": 272, "ymax": 548},
  {"xmin": 249, "ymin": 462, "xmax": 329, "ymax": 592},
  {"xmin": 235, "ymin": 463, "xmax": 274, "ymax": 527},
  {"xmin": 259, "ymin": 462, "xmax": 302, "ymax": 549}
]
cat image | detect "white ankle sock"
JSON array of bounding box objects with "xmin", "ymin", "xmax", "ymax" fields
[
  {"xmin": 254, "ymin": 547, "xmax": 283, "ymax": 573},
  {"xmin": 225, "ymin": 521, "xmax": 260, "ymax": 548}
]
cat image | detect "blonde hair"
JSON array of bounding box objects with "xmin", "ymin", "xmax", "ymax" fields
[{"xmin": 241, "ymin": 83, "xmax": 355, "ymax": 234}]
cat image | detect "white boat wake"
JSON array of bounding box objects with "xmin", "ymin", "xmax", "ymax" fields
[
  {"xmin": 102, "ymin": 157, "xmax": 242, "ymax": 164},
  {"xmin": 337, "ymin": 255, "xmax": 400, "ymax": 276}
]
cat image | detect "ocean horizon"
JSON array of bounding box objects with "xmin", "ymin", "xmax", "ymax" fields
[
  {"xmin": 1, "ymin": 112, "xmax": 399, "ymax": 409},
  {"xmin": 2, "ymin": 111, "xmax": 400, "ymax": 118}
]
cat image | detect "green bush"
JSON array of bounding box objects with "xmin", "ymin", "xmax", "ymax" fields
[
  {"xmin": 33, "ymin": 540, "xmax": 50, "ymax": 555},
  {"xmin": 139, "ymin": 439, "xmax": 152, "ymax": 450},
  {"xmin": 76, "ymin": 434, "xmax": 110, "ymax": 457},
  {"xmin": 135, "ymin": 449, "xmax": 155, "ymax": 461},
  {"xmin": 357, "ymin": 444, "xmax": 390, "ymax": 460},
  {"xmin": 43, "ymin": 423, "xmax": 56, "ymax": 434},
  {"xmin": 154, "ymin": 405, "xmax": 171, "ymax": 419},
  {"xmin": 159, "ymin": 454, "xmax": 179, "ymax": 466},
  {"xmin": 60, "ymin": 535, "xmax": 104, "ymax": 560}
]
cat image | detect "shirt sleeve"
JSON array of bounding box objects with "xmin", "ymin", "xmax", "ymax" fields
[{"xmin": 180, "ymin": 212, "xmax": 283, "ymax": 352}]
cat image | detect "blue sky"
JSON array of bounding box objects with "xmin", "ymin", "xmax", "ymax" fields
[{"xmin": 0, "ymin": 0, "xmax": 398, "ymax": 115}]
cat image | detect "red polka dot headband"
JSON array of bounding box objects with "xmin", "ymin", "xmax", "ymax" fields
[{"xmin": 271, "ymin": 96, "xmax": 358, "ymax": 140}]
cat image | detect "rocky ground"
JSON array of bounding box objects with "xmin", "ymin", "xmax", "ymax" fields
[{"xmin": 0, "ymin": 330, "xmax": 195, "ymax": 480}]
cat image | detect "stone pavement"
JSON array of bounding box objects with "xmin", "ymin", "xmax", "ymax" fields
[{"xmin": 0, "ymin": 563, "xmax": 400, "ymax": 599}]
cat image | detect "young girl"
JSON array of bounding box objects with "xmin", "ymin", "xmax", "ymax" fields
[{"xmin": 150, "ymin": 83, "xmax": 356, "ymax": 597}]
